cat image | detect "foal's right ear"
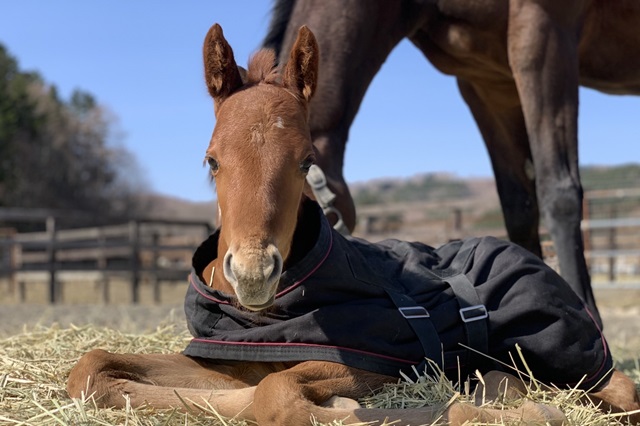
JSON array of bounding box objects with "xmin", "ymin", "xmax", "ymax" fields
[
  {"xmin": 203, "ymin": 24, "xmax": 244, "ymax": 110},
  {"xmin": 283, "ymin": 26, "xmax": 319, "ymax": 103}
]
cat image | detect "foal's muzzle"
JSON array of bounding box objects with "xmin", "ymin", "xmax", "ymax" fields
[{"xmin": 223, "ymin": 244, "xmax": 283, "ymax": 310}]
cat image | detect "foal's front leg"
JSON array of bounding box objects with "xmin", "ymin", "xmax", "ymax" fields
[
  {"xmin": 252, "ymin": 362, "xmax": 567, "ymax": 426},
  {"xmin": 67, "ymin": 349, "xmax": 278, "ymax": 418}
]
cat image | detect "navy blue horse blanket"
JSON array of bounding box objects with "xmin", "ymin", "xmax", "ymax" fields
[{"xmin": 183, "ymin": 202, "xmax": 611, "ymax": 389}]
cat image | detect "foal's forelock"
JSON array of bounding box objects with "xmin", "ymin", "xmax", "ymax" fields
[
  {"xmin": 240, "ymin": 49, "xmax": 307, "ymax": 107},
  {"xmin": 245, "ymin": 50, "xmax": 280, "ymax": 86}
]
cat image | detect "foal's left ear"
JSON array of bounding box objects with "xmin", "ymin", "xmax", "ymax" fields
[
  {"xmin": 203, "ymin": 24, "xmax": 244, "ymax": 110},
  {"xmin": 283, "ymin": 26, "xmax": 319, "ymax": 103}
]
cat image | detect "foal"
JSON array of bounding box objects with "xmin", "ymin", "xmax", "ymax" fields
[{"xmin": 67, "ymin": 24, "xmax": 640, "ymax": 425}]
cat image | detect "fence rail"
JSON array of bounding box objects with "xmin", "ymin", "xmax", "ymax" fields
[
  {"xmin": 1, "ymin": 187, "xmax": 638, "ymax": 304},
  {"xmin": 0, "ymin": 210, "xmax": 214, "ymax": 304}
]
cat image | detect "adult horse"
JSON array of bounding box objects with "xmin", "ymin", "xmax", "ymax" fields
[
  {"xmin": 66, "ymin": 23, "xmax": 640, "ymax": 426},
  {"xmin": 263, "ymin": 0, "xmax": 640, "ymax": 326}
]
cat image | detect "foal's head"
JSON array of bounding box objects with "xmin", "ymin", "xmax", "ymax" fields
[{"xmin": 203, "ymin": 24, "xmax": 318, "ymax": 311}]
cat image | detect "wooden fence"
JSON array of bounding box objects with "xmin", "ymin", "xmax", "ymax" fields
[
  {"xmin": 355, "ymin": 189, "xmax": 640, "ymax": 288},
  {"xmin": 0, "ymin": 209, "xmax": 213, "ymax": 304},
  {"xmin": 1, "ymin": 188, "xmax": 638, "ymax": 304},
  {"xmin": 582, "ymin": 188, "xmax": 640, "ymax": 287}
]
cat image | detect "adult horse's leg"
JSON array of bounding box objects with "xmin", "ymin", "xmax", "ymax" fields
[
  {"xmin": 507, "ymin": 0, "xmax": 601, "ymax": 326},
  {"xmin": 271, "ymin": 0, "xmax": 431, "ymax": 232},
  {"xmin": 456, "ymin": 78, "xmax": 542, "ymax": 258}
]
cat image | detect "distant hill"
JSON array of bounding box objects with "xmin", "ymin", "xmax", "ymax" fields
[
  {"xmin": 349, "ymin": 164, "xmax": 640, "ymax": 208},
  {"xmin": 141, "ymin": 193, "xmax": 216, "ymax": 223},
  {"xmin": 142, "ymin": 164, "xmax": 639, "ymax": 239},
  {"xmin": 351, "ymin": 173, "xmax": 472, "ymax": 206},
  {"xmin": 581, "ymin": 163, "xmax": 640, "ymax": 190}
]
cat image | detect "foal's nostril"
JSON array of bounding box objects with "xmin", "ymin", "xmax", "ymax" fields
[
  {"xmin": 223, "ymin": 251, "xmax": 236, "ymax": 284},
  {"xmin": 268, "ymin": 251, "xmax": 283, "ymax": 284}
]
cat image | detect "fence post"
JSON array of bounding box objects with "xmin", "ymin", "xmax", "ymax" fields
[
  {"xmin": 129, "ymin": 220, "xmax": 140, "ymax": 304},
  {"xmin": 46, "ymin": 216, "xmax": 58, "ymax": 304},
  {"xmin": 19, "ymin": 280, "xmax": 26, "ymax": 302},
  {"xmin": 7, "ymin": 229, "xmax": 18, "ymax": 301},
  {"xmin": 98, "ymin": 227, "xmax": 109, "ymax": 304},
  {"xmin": 152, "ymin": 231, "xmax": 161, "ymax": 304},
  {"xmin": 452, "ymin": 208, "xmax": 463, "ymax": 233},
  {"xmin": 608, "ymin": 206, "xmax": 617, "ymax": 282}
]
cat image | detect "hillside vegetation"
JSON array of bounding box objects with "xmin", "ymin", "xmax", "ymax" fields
[{"xmin": 352, "ymin": 164, "xmax": 640, "ymax": 208}]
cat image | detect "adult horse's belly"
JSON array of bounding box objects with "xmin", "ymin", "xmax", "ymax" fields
[
  {"xmin": 409, "ymin": 13, "xmax": 512, "ymax": 84},
  {"xmin": 412, "ymin": 0, "xmax": 640, "ymax": 94},
  {"xmin": 578, "ymin": 1, "xmax": 640, "ymax": 94}
]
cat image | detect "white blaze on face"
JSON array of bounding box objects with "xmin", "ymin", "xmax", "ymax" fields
[{"xmin": 274, "ymin": 116, "xmax": 285, "ymax": 129}]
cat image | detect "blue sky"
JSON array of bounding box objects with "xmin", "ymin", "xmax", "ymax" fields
[{"xmin": 1, "ymin": 2, "xmax": 638, "ymax": 202}]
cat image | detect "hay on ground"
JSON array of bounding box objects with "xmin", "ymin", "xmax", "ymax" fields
[{"xmin": 1, "ymin": 320, "xmax": 639, "ymax": 426}]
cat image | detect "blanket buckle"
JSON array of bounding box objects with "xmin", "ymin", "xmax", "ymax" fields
[
  {"xmin": 459, "ymin": 305, "xmax": 488, "ymax": 323},
  {"xmin": 398, "ymin": 306, "xmax": 430, "ymax": 319}
]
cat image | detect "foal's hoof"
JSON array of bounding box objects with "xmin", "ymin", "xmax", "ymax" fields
[
  {"xmin": 517, "ymin": 400, "xmax": 567, "ymax": 425},
  {"xmin": 321, "ymin": 395, "xmax": 361, "ymax": 410},
  {"xmin": 474, "ymin": 370, "xmax": 527, "ymax": 405},
  {"xmin": 447, "ymin": 400, "xmax": 567, "ymax": 426}
]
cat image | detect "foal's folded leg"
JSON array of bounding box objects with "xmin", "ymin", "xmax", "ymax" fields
[
  {"xmin": 101, "ymin": 380, "xmax": 257, "ymax": 418},
  {"xmin": 66, "ymin": 349, "xmax": 259, "ymax": 419},
  {"xmin": 252, "ymin": 361, "xmax": 567, "ymax": 426},
  {"xmin": 585, "ymin": 369, "xmax": 640, "ymax": 424}
]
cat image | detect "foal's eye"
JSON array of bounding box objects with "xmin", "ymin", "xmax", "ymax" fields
[
  {"xmin": 207, "ymin": 157, "xmax": 219, "ymax": 174},
  {"xmin": 299, "ymin": 156, "xmax": 315, "ymax": 174}
]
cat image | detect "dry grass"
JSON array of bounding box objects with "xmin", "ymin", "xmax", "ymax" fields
[{"xmin": 1, "ymin": 316, "xmax": 639, "ymax": 426}]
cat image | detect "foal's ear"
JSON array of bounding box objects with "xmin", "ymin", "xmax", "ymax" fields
[
  {"xmin": 203, "ymin": 24, "xmax": 244, "ymax": 109},
  {"xmin": 283, "ymin": 26, "xmax": 319, "ymax": 103}
]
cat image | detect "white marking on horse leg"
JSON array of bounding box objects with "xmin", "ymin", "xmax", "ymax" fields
[{"xmin": 524, "ymin": 159, "xmax": 535, "ymax": 181}]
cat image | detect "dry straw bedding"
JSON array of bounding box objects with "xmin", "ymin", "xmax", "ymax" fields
[{"xmin": 1, "ymin": 314, "xmax": 639, "ymax": 426}]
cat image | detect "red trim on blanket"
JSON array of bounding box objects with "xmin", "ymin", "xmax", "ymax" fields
[
  {"xmin": 189, "ymin": 229, "xmax": 333, "ymax": 305},
  {"xmin": 189, "ymin": 274, "xmax": 229, "ymax": 304},
  {"xmin": 276, "ymin": 228, "xmax": 333, "ymax": 298},
  {"xmin": 580, "ymin": 305, "xmax": 610, "ymax": 386}
]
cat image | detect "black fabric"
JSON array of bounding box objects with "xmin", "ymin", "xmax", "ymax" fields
[{"xmin": 183, "ymin": 202, "xmax": 612, "ymax": 389}]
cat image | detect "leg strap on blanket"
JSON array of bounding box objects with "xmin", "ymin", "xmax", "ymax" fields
[
  {"xmin": 385, "ymin": 289, "xmax": 444, "ymax": 377},
  {"xmin": 444, "ymin": 239, "xmax": 489, "ymax": 367}
]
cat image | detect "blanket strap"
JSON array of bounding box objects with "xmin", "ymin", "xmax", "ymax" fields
[
  {"xmin": 445, "ymin": 239, "xmax": 489, "ymax": 366},
  {"xmin": 385, "ymin": 289, "xmax": 444, "ymax": 376},
  {"xmin": 447, "ymin": 274, "xmax": 488, "ymax": 362}
]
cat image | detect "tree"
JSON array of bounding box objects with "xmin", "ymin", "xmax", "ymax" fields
[{"xmin": 0, "ymin": 43, "xmax": 148, "ymax": 228}]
